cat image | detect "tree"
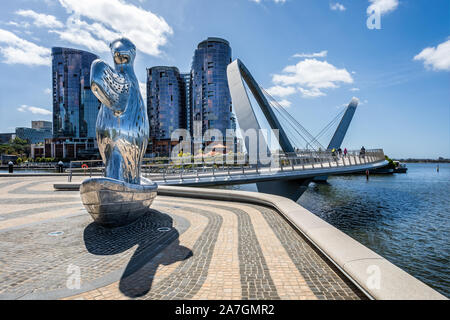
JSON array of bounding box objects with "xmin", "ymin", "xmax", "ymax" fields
[
  {"xmin": 0, "ymin": 137, "xmax": 31, "ymax": 157},
  {"xmin": 12, "ymin": 137, "xmax": 28, "ymax": 145}
]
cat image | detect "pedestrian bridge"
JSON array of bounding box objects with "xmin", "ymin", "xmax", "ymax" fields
[
  {"xmin": 66, "ymin": 149, "xmax": 386, "ymax": 201},
  {"xmin": 140, "ymin": 150, "xmax": 386, "ymax": 187},
  {"xmin": 63, "ymin": 58, "xmax": 387, "ymax": 201}
]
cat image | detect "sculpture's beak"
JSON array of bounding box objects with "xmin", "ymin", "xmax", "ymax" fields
[{"xmin": 114, "ymin": 51, "xmax": 130, "ymax": 65}]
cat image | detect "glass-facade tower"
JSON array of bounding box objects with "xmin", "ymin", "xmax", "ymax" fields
[
  {"xmin": 52, "ymin": 47, "xmax": 100, "ymax": 139},
  {"xmin": 147, "ymin": 66, "xmax": 186, "ymax": 155},
  {"xmin": 180, "ymin": 72, "xmax": 192, "ymax": 134},
  {"xmin": 191, "ymin": 37, "xmax": 232, "ymax": 140}
]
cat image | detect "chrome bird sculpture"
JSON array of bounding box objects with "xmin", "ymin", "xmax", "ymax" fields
[
  {"xmin": 80, "ymin": 38, "xmax": 157, "ymax": 228},
  {"xmin": 91, "ymin": 38, "xmax": 148, "ymax": 184}
]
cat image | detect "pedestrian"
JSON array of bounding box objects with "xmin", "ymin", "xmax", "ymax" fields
[
  {"xmin": 344, "ymin": 148, "xmax": 348, "ymax": 157},
  {"xmin": 338, "ymin": 148, "xmax": 342, "ymax": 158}
]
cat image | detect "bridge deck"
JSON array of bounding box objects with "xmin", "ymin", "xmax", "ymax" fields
[
  {"xmin": 142, "ymin": 157, "xmax": 387, "ymax": 187},
  {"xmin": 0, "ymin": 176, "xmax": 364, "ymax": 300}
]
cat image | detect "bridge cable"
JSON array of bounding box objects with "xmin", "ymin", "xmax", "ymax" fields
[
  {"xmin": 267, "ymin": 98, "xmax": 320, "ymax": 150},
  {"xmin": 260, "ymin": 86, "xmax": 350, "ymax": 150},
  {"xmin": 259, "ymin": 86, "xmax": 324, "ymax": 150},
  {"xmin": 260, "ymin": 86, "xmax": 324, "ymax": 150},
  {"xmin": 308, "ymin": 108, "xmax": 346, "ymax": 148},
  {"xmin": 271, "ymin": 106, "xmax": 316, "ymax": 150}
]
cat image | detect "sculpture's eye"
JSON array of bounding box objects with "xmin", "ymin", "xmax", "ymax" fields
[{"xmin": 114, "ymin": 52, "xmax": 129, "ymax": 64}]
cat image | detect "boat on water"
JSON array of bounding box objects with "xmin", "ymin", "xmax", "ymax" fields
[
  {"xmin": 369, "ymin": 161, "xmax": 407, "ymax": 174},
  {"xmin": 393, "ymin": 161, "xmax": 408, "ymax": 173},
  {"xmin": 369, "ymin": 167, "xmax": 394, "ymax": 174}
]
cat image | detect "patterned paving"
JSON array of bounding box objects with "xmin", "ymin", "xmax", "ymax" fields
[{"xmin": 0, "ymin": 176, "xmax": 365, "ymax": 300}]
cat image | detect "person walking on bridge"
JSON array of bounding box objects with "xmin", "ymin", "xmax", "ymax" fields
[
  {"xmin": 360, "ymin": 146, "xmax": 366, "ymax": 159},
  {"xmin": 344, "ymin": 148, "xmax": 348, "ymax": 157},
  {"xmin": 331, "ymin": 148, "xmax": 337, "ymax": 160}
]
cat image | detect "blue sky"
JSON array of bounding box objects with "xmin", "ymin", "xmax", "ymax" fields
[{"xmin": 0, "ymin": 0, "xmax": 449, "ymax": 158}]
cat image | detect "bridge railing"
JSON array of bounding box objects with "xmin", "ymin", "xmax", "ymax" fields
[
  {"xmin": 67, "ymin": 149, "xmax": 385, "ymax": 182},
  {"xmin": 140, "ymin": 148, "xmax": 385, "ymax": 182},
  {"xmin": 67, "ymin": 159, "xmax": 105, "ymax": 182}
]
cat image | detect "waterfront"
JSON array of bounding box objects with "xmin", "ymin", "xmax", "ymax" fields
[
  {"xmin": 299, "ymin": 163, "xmax": 450, "ymax": 297},
  {"xmin": 0, "ymin": 168, "xmax": 59, "ymax": 174},
  {"xmin": 0, "ymin": 163, "xmax": 447, "ymax": 299},
  {"xmin": 229, "ymin": 163, "xmax": 449, "ymax": 297}
]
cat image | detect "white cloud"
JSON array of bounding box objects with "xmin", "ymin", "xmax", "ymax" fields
[
  {"xmin": 272, "ymin": 58, "xmax": 353, "ymax": 98},
  {"xmin": 139, "ymin": 82, "xmax": 147, "ymax": 102},
  {"xmin": 414, "ymin": 39, "xmax": 450, "ymax": 71},
  {"xmin": 7, "ymin": 21, "xmax": 30, "ymax": 28},
  {"xmin": 50, "ymin": 16, "xmax": 111, "ymax": 53},
  {"xmin": 0, "ymin": 29, "xmax": 50, "ymax": 66},
  {"xmin": 266, "ymin": 85, "xmax": 296, "ymax": 97},
  {"xmin": 16, "ymin": 9, "xmax": 64, "ymax": 28},
  {"xmin": 330, "ymin": 3, "xmax": 346, "ymax": 11},
  {"xmin": 350, "ymin": 87, "xmax": 360, "ymax": 91},
  {"xmin": 298, "ymin": 87, "xmax": 326, "ymax": 98},
  {"xmin": 292, "ymin": 50, "xmax": 327, "ymax": 58},
  {"xmin": 44, "ymin": 88, "xmax": 52, "ymax": 94},
  {"xmin": 357, "ymin": 98, "xmax": 368, "ymax": 106},
  {"xmin": 277, "ymin": 99, "xmax": 291, "ymax": 108},
  {"xmin": 57, "ymin": 0, "xmax": 173, "ymax": 57},
  {"xmin": 17, "ymin": 105, "xmax": 52, "ymax": 115},
  {"xmin": 367, "ymin": 0, "xmax": 399, "ymax": 16}
]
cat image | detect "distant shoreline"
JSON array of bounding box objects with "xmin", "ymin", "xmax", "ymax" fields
[{"xmin": 394, "ymin": 159, "xmax": 450, "ymax": 163}]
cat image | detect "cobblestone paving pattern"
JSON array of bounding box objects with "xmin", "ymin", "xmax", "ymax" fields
[{"xmin": 0, "ymin": 176, "xmax": 364, "ymax": 300}]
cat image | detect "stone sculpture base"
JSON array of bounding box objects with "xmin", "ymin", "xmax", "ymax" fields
[{"xmin": 80, "ymin": 177, "xmax": 158, "ymax": 228}]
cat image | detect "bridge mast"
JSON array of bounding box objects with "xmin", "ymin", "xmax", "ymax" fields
[
  {"xmin": 327, "ymin": 98, "xmax": 359, "ymax": 150},
  {"xmin": 228, "ymin": 59, "xmax": 309, "ymax": 201},
  {"xmin": 227, "ymin": 59, "xmax": 295, "ymax": 156},
  {"xmin": 313, "ymin": 98, "xmax": 359, "ymax": 183}
]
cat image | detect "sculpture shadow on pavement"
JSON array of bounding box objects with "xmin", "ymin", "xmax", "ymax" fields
[{"xmin": 83, "ymin": 209, "xmax": 193, "ymax": 298}]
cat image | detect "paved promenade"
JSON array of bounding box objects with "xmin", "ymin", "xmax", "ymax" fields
[{"xmin": 0, "ymin": 176, "xmax": 364, "ymax": 300}]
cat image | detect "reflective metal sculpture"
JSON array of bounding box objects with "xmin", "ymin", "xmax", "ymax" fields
[{"xmin": 80, "ymin": 38, "xmax": 157, "ymax": 228}]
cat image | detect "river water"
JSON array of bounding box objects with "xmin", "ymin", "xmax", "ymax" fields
[{"xmin": 233, "ymin": 163, "xmax": 450, "ymax": 297}]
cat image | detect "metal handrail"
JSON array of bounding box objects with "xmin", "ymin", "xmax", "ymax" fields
[
  {"xmin": 140, "ymin": 149, "xmax": 385, "ymax": 182},
  {"xmin": 68, "ymin": 149, "xmax": 385, "ymax": 183}
]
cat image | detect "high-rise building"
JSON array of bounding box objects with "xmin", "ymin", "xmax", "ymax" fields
[
  {"xmin": 15, "ymin": 120, "xmax": 52, "ymax": 144},
  {"xmin": 191, "ymin": 37, "xmax": 233, "ymax": 142},
  {"xmin": 180, "ymin": 72, "xmax": 192, "ymax": 133},
  {"xmin": 31, "ymin": 120, "xmax": 52, "ymax": 132},
  {"xmin": 15, "ymin": 127, "xmax": 50, "ymax": 144},
  {"xmin": 52, "ymin": 47, "xmax": 100, "ymax": 139},
  {"xmin": 0, "ymin": 133, "xmax": 16, "ymax": 144},
  {"xmin": 15, "ymin": 127, "xmax": 52, "ymax": 144},
  {"xmin": 147, "ymin": 66, "xmax": 187, "ymax": 156}
]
